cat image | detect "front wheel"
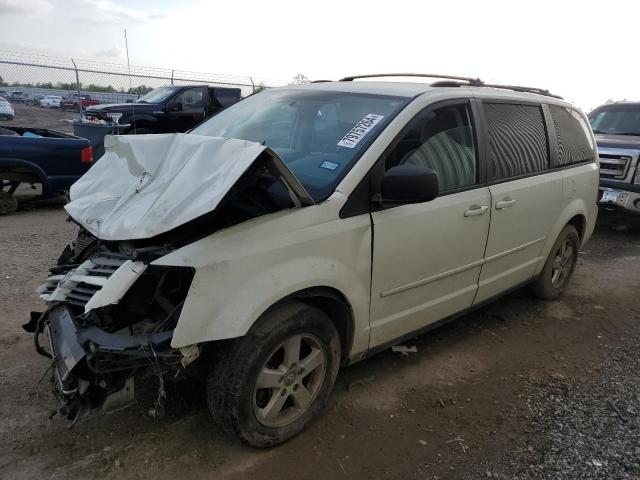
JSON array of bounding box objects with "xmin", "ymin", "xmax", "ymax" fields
[
  {"xmin": 207, "ymin": 302, "xmax": 341, "ymax": 448},
  {"xmin": 530, "ymin": 224, "xmax": 579, "ymax": 300}
]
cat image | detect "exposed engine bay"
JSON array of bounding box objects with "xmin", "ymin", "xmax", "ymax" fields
[
  {"xmin": 25, "ymin": 237, "xmax": 196, "ymax": 422},
  {"xmin": 25, "ymin": 134, "xmax": 313, "ymax": 423}
]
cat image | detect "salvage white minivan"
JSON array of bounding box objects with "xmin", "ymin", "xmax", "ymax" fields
[{"xmin": 27, "ymin": 74, "xmax": 598, "ymax": 447}]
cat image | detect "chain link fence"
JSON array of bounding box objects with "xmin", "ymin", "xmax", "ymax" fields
[{"xmin": 0, "ymin": 50, "xmax": 287, "ymax": 105}]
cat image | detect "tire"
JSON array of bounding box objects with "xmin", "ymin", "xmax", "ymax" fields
[
  {"xmin": 530, "ymin": 224, "xmax": 579, "ymax": 300},
  {"xmin": 0, "ymin": 191, "xmax": 18, "ymax": 214},
  {"xmin": 207, "ymin": 302, "xmax": 341, "ymax": 448}
]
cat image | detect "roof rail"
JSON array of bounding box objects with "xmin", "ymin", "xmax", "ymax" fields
[
  {"xmin": 339, "ymin": 73, "xmax": 562, "ymax": 99},
  {"xmin": 479, "ymin": 83, "xmax": 563, "ymax": 99},
  {"xmin": 339, "ymin": 73, "xmax": 483, "ymax": 84}
]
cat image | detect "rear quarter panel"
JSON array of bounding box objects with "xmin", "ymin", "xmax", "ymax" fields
[
  {"xmin": 534, "ymin": 162, "xmax": 598, "ymax": 275},
  {"xmin": 0, "ymin": 132, "xmax": 92, "ymax": 193}
]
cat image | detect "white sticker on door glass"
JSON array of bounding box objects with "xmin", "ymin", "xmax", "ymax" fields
[{"xmin": 337, "ymin": 114, "xmax": 385, "ymax": 148}]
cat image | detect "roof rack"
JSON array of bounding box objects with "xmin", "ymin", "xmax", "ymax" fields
[
  {"xmin": 338, "ymin": 73, "xmax": 562, "ymax": 99},
  {"xmin": 339, "ymin": 73, "xmax": 483, "ymax": 84}
]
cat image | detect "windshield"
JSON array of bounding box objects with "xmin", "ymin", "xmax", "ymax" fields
[
  {"xmin": 137, "ymin": 86, "xmax": 180, "ymax": 104},
  {"xmin": 589, "ymin": 105, "xmax": 640, "ymax": 136},
  {"xmin": 191, "ymin": 88, "xmax": 409, "ymax": 200}
]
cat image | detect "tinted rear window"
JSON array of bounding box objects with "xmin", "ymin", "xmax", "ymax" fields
[
  {"xmin": 549, "ymin": 105, "xmax": 594, "ymax": 165},
  {"xmin": 485, "ymin": 103, "xmax": 549, "ymax": 181}
]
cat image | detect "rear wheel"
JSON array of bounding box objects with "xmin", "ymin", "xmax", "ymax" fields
[
  {"xmin": 530, "ymin": 224, "xmax": 579, "ymax": 300},
  {"xmin": 207, "ymin": 302, "xmax": 340, "ymax": 448},
  {"xmin": 0, "ymin": 191, "xmax": 18, "ymax": 214}
]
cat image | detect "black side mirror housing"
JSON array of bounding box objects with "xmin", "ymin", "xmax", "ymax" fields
[
  {"xmin": 167, "ymin": 101, "xmax": 182, "ymax": 112},
  {"xmin": 380, "ymin": 164, "xmax": 439, "ymax": 205}
]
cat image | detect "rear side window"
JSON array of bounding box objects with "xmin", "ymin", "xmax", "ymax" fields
[
  {"xmin": 485, "ymin": 103, "xmax": 549, "ymax": 181},
  {"xmin": 548, "ymin": 105, "xmax": 594, "ymax": 165}
]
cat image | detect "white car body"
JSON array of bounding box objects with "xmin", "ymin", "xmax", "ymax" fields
[
  {"xmin": 155, "ymin": 85, "xmax": 598, "ymax": 355},
  {"xmin": 40, "ymin": 95, "xmax": 62, "ymax": 108},
  {"xmin": 35, "ymin": 79, "xmax": 598, "ymax": 443},
  {"xmin": 0, "ymin": 98, "xmax": 14, "ymax": 119}
]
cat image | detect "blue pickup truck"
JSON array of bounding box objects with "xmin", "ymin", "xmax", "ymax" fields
[{"xmin": 0, "ymin": 126, "xmax": 93, "ymax": 214}]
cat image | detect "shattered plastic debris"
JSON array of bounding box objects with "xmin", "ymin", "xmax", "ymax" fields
[{"xmin": 392, "ymin": 345, "xmax": 417, "ymax": 356}]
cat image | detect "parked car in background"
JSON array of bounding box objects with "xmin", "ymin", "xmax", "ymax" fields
[
  {"xmin": 26, "ymin": 94, "xmax": 44, "ymax": 106},
  {"xmin": 28, "ymin": 75, "xmax": 598, "ymax": 447},
  {"xmin": 0, "ymin": 126, "xmax": 92, "ymax": 214},
  {"xmin": 61, "ymin": 93, "xmax": 100, "ymax": 112},
  {"xmin": 0, "ymin": 98, "xmax": 14, "ymax": 120},
  {"xmin": 589, "ymin": 102, "xmax": 640, "ymax": 216},
  {"xmin": 10, "ymin": 91, "xmax": 25, "ymax": 104},
  {"xmin": 85, "ymin": 85, "xmax": 242, "ymax": 133},
  {"xmin": 0, "ymin": 90, "xmax": 10, "ymax": 100},
  {"xmin": 40, "ymin": 95, "xmax": 62, "ymax": 108}
]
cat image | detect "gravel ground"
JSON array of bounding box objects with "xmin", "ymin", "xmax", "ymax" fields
[
  {"xmin": 467, "ymin": 330, "xmax": 640, "ymax": 479},
  {"xmin": 2, "ymin": 103, "xmax": 76, "ymax": 133}
]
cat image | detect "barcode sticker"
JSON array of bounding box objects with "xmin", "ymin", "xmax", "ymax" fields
[{"xmin": 337, "ymin": 114, "xmax": 385, "ymax": 148}]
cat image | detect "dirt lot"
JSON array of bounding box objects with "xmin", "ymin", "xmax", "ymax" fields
[
  {"xmin": 2, "ymin": 103, "xmax": 77, "ymax": 134},
  {"xmin": 1, "ymin": 206, "xmax": 639, "ymax": 479}
]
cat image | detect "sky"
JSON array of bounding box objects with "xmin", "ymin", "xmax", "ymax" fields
[{"xmin": 0, "ymin": 0, "xmax": 638, "ymax": 111}]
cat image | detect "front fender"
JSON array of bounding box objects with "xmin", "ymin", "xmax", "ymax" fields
[{"xmin": 153, "ymin": 201, "xmax": 372, "ymax": 357}]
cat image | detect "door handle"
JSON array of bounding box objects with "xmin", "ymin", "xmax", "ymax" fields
[
  {"xmin": 464, "ymin": 205, "xmax": 489, "ymax": 217},
  {"xmin": 495, "ymin": 198, "xmax": 517, "ymax": 210}
]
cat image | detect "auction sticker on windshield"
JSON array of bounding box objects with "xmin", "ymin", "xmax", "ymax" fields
[{"xmin": 337, "ymin": 114, "xmax": 385, "ymax": 148}]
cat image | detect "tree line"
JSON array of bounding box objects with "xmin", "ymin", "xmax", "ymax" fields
[{"xmin": 0, "ymin": 76, "xmax": 153, "ymax": 95}]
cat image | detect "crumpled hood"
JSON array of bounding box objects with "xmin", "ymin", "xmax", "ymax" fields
[{"xmin": 66, "ymin": 134, "xmax": 271, "ymax": 241}]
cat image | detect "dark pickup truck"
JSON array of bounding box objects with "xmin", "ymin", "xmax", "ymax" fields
[
  {"xmin": 85, "ymin": 85, "xmax": 242, "ymax": 134},
  {"xmin": 0, "ymin": 126, "xmax": 93, "ymax": 214},
  {"xmin": 589, "ymin": 102, "xmax": 640, "ymax": 216}
]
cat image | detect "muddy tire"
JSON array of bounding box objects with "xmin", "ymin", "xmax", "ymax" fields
[
  {"xmin": 207, "ymin": 302, "xmax": 340, "ymax": 448},
  {"xmin": 530, "ymin": 225, "xmax": 579, "ymax": 300},
  {"xmin": 0, "ymin": 191, "xmax": 18, "ymax": 214}
]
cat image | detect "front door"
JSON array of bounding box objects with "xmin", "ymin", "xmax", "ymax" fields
[
  {"xmin": 168, "ymin": 87, "xmax": 206, "ymax": 132},
  {"xmin": 369, "ymin": 101, "xmax": 491, "ymax": 347}
]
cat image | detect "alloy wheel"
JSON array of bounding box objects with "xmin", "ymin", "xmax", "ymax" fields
[
  {"xmin": 253, "ymin": 334, "xmax": 326, "ymax": 428},
  {"xmin": 551, "ymin": 239, "xmax": 574, "ymax": 288}
]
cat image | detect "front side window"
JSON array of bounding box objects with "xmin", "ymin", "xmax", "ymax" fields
[
  {"xmin": 485, "ymin": 103, "xmax": 549, "ymax": 181},
  {"xmin": 173, "ymin": 88, "xmax": 204, "ymax": 112},
  {"xmin": 589, "ymin": 105, "xmax": 640, "ymax": 136},
  {"xmin": 192, "ymin": 89, "xmax": 409, "ymax": 200},
  {"xmin": 384, "ymin": 103, "xmax": 478, "ymax": 192},
  {"xmin": 549, "ymin": 105, "xmax": 594, "ymax": 165}
]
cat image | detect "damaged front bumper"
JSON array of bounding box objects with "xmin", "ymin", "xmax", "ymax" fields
[
  {"xmin": 26, "ymin": 305, "xmax": 182, "ymax": 420},
  {"xmin": 27, "ymin": 249, "xmax": 196, "ymax": 422}
]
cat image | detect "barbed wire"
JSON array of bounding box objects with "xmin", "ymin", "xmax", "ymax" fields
[{"xmin": 0, "ymin": 50, "xmax": 289, "ymax": 103}]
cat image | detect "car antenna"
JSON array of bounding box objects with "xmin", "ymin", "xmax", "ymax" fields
[{"xmin": 124, "ymin": 28, "xmax": 136, "ymax": 134}]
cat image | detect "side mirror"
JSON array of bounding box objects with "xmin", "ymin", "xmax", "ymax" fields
[
  {"xmin": 380, "ymin": 164, "xmax": 439, "ymax": 205},
  {"xmin": 167, "ymin": 101, "xmax": 182, "ymax": 112}
]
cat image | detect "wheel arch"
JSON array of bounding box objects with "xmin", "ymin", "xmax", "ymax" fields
[
  {"xmin": 535, "ymin": 199, "xmax": 591, "ymax": 276},
  {"xmin": 265, "ymin": 286, "xmax": 355, "ymax": 361},
  {"xmin": 567, "ymin": 213, "xmax": 586, "ymax": 242},
  {"xmin": 0, "ymin": 158, "xmax": 49, "ymax": 193}
]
